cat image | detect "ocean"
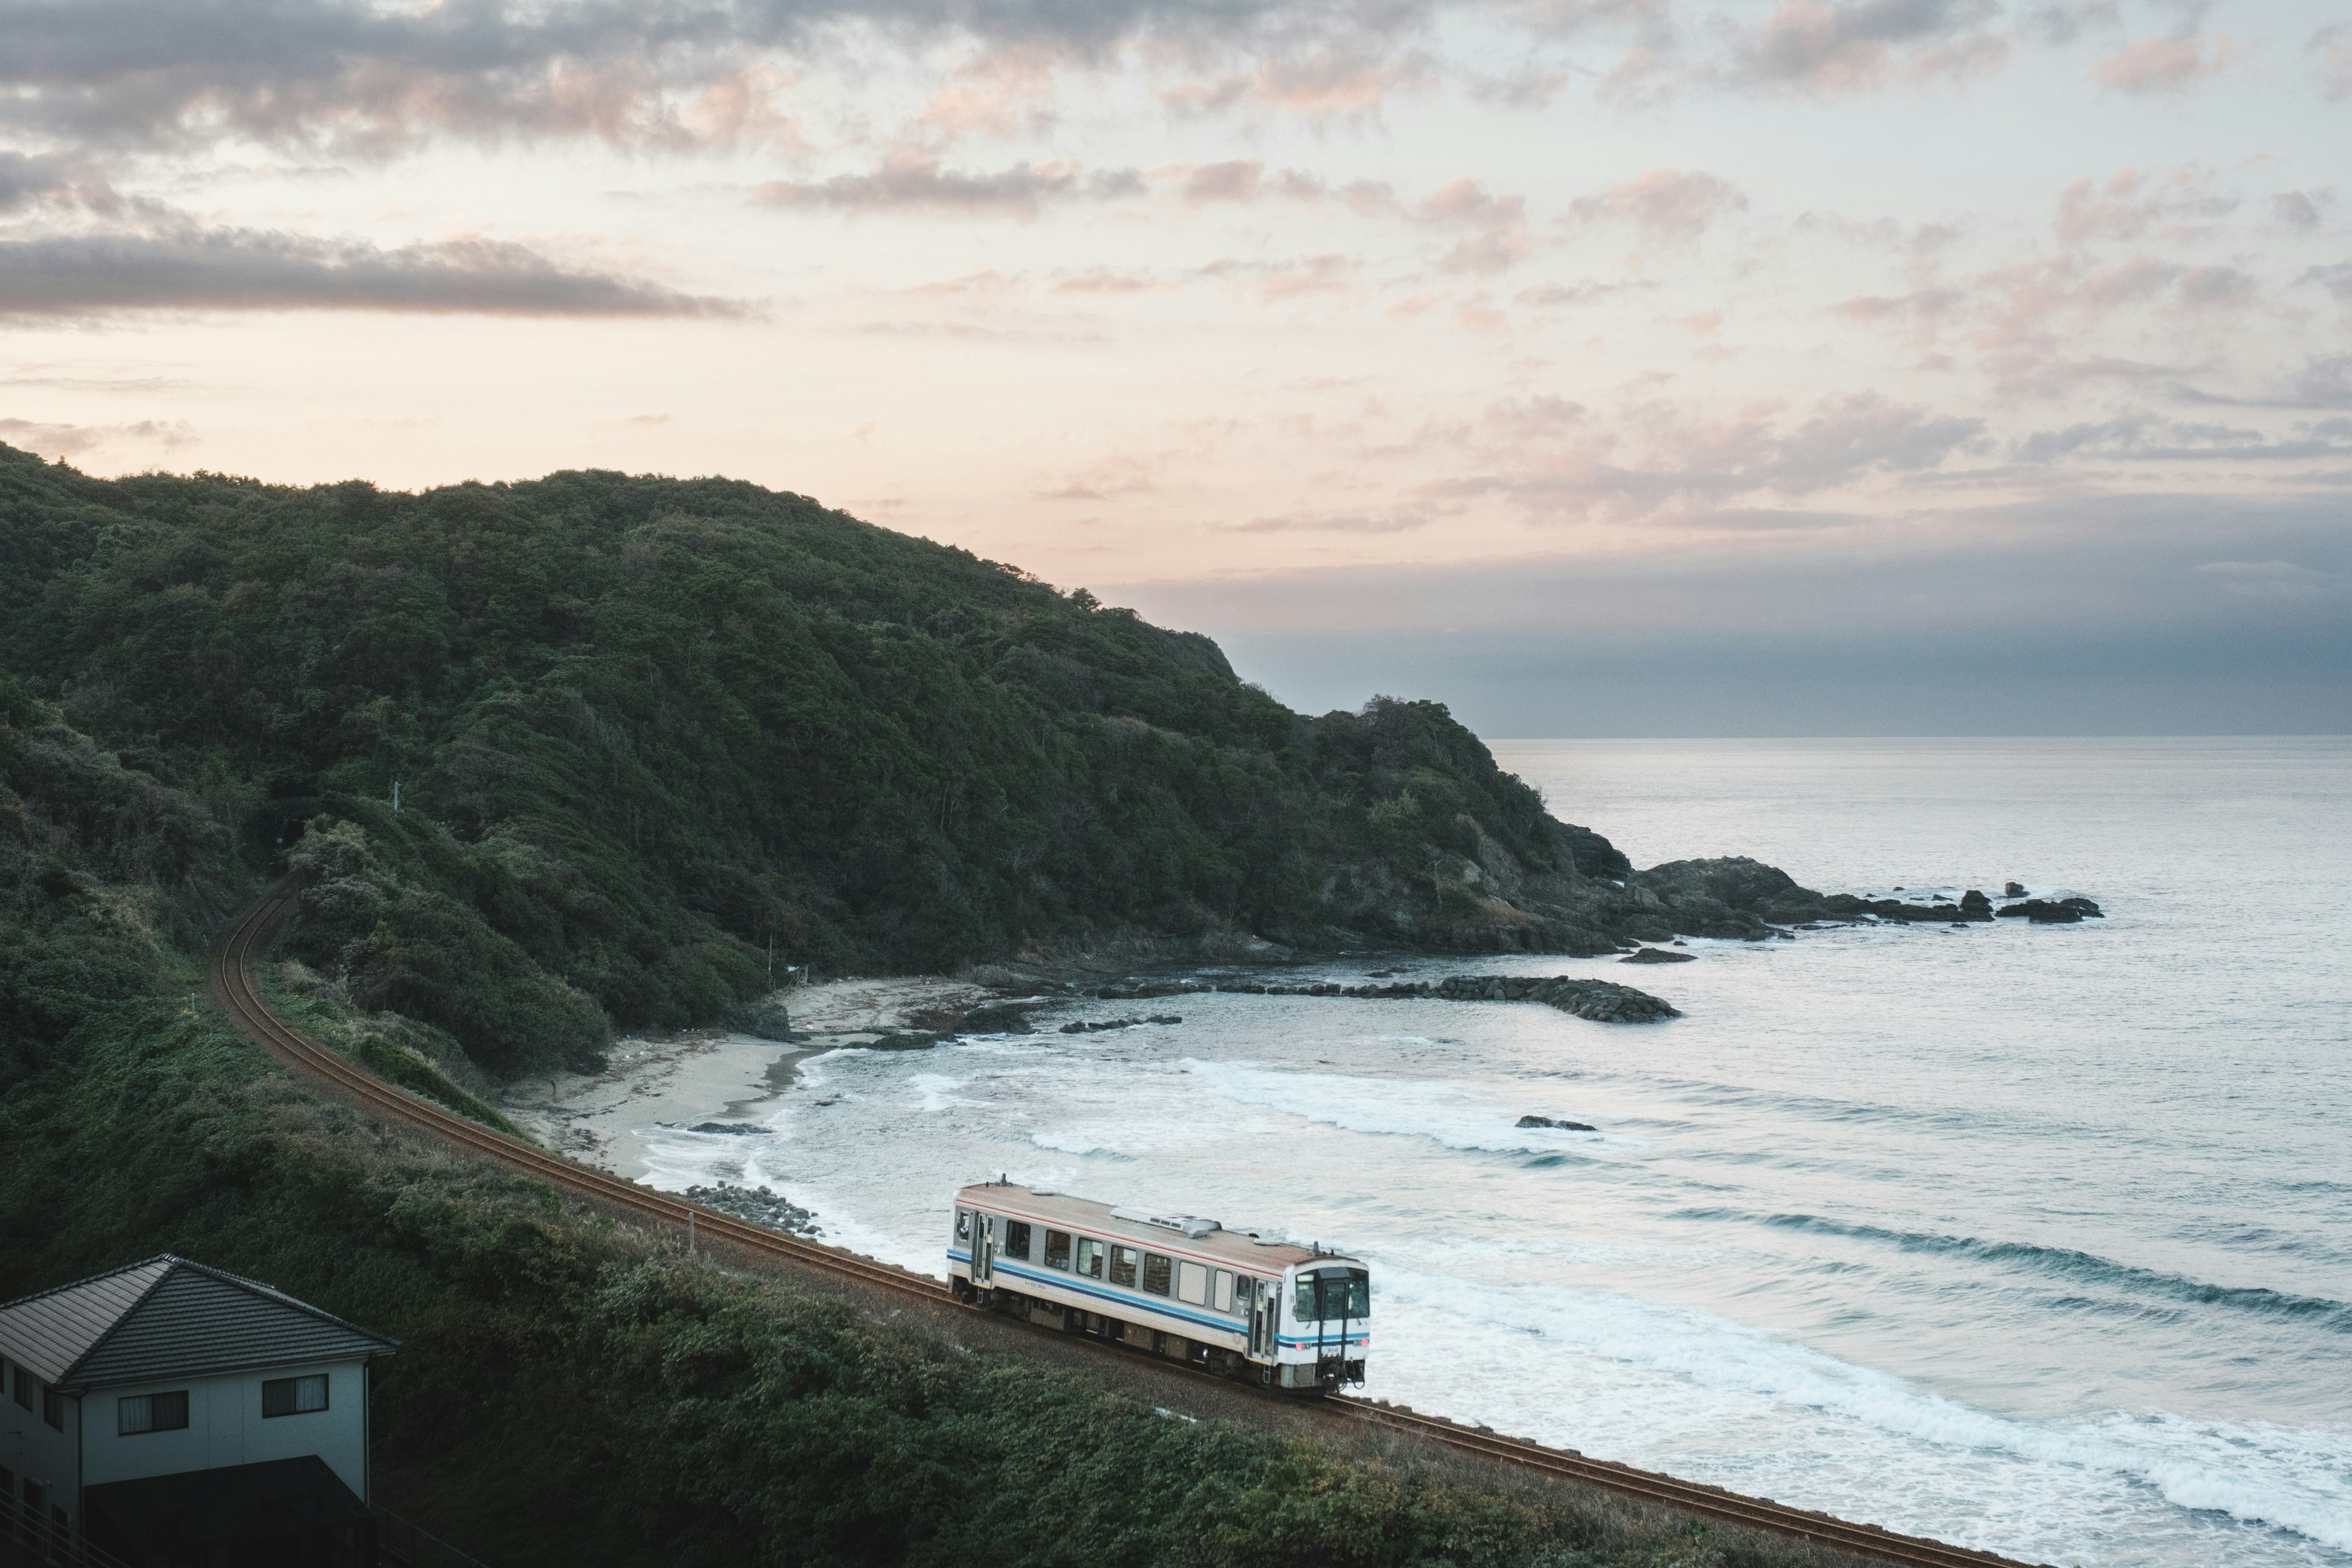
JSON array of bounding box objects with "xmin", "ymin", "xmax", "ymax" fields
[{"xmin": 641, "ymin": 737, "xmax": 2352, "ymax": 1567}]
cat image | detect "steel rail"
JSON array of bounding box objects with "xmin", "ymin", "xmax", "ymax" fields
[{"xmin": 209, "ymin": 884, "xmax": 2046, "ymax": 1568}]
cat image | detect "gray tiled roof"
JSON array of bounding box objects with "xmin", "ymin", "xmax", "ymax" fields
[{"xmin": 0, "ymin": 1257, "xmax": 396, "ymax": 1392}]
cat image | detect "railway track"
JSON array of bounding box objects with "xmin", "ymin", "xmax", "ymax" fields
[{"xmin": 209, "ymin": 883, "xmax": 2046, "ymax": 1568}]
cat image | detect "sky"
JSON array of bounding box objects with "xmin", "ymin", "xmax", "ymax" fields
[{"xmin": 2, "ymin": 0, "xmax": 2348, "ymax": 734}]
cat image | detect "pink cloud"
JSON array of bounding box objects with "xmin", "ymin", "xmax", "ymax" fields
[
  {"xmin": 1569, "ymin": 170, "xmax": 1747, "ymax": 241},
  {"xmin": 2094, "ymin": 32, "xmax": 2234, "ymax": 93}
]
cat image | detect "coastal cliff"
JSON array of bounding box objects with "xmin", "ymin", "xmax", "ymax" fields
[{"xmin": 1, "ymin": 443, "xmax": 1844, "ymax": 1086}]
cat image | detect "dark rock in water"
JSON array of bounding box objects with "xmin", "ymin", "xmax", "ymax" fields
[
  {"xmin": 865, "ymin": 1030, "xmax": 944, "ymax": 1050},
  {"xmin": 959, "ymin": 1000, "xmax": 1044, "ymax": 1035},
  {"xmin": 682, "ymin": 1183, "xmax": 821, "ymax": 1238},
  {"xmin": 1996, "ymin": 897, "xmax": 2103, "ymax": 923},
  {"xmin": 1428, "ymin": 973, "xmax": 1679, "ymax": 1022},
  {"xmin": 731, "ymin": 997, "xmax": 796, "ymax": 1042},
  {"xmin": 688, "ymin": 1122, "xmax": 766, "ymax": 1136},
  {"xmin": 1057, "ymin": 1014, "xmax": 1183, "ymax": 1034},
  {"xmin": 1959, "ymin": 889, "xmax": 1992, "ymax": 919},
  {"xmin": 2004, "ymin": 881, "xmax": 2028, "ymax": 897},
  {"xmin": 1516, "ymin": 1114, "xmax": 1597, "ymax": 1131},
  {"xmin": 1621, "ymin": 946, "xmax": 1697, "ymax": 964}
]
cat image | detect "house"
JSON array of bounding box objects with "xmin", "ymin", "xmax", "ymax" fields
[{"xmin": 0, "ymin": 1257, "xmax": 396, "ymax": 1566}]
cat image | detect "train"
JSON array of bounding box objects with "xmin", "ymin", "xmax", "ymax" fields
[{"xmin": 948, "ymin": 1180, "xmax": 1369, "ymax": 1391}]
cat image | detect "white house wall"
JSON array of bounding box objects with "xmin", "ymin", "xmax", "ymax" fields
[
  {"xmin": 81, "ymin": 1359, "xmax": 368, "ymax": 1500},
  {"xmin": 1, "ymin": 1382, "xmax": 81, "ymax": 1534}
]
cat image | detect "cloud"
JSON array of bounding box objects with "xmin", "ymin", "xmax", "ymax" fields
[
  {"xmin": 2173, "ymin": 355, "xmax": 2352, "ymax": 410},
  {"xmin": 1229, "ymin": 504, "xmax": 1436, "ymax": 533},
  {"xmin": 0, "ymin": 0, "xmax": 1399, "ymax": 154},
  {"xmin": 2020, "ymin": 2, "xmax": 2119, "ymax": 47},
  {"xmin": 1516, "ymin": 278, "xmax": 1649, "ymax": 307},
  {"xmin": 2014, "ymin": 414, "xmax": 2352, "ymax": 463},
  {"xmin": 2272, "ymin": 191, "xmax": 2328, "ymax": 233},
  {"xmin": 0, "ymin": 227, "xmax": 747, "ymax": 319},
  {"xmin": 2302, "ymin": 263, "xmax": 2352, "ymax": 303},
  {"xmin": 1736, "ymin": 0, "xmax": 2006, "ymax": 91},
  {"xmin": 2056, "ymin": 168, "xmax": 2236, "ymax": 247},
  {"xmin": 752, "ymin": 157, "xmax": 1145, "ymax": 218},
  {"xmin": 1569, "ymin": 170, "xmax": 1746, "ymax": 242},
  {"xmin": 0, "ymin": 416, "xmax": 194, "ymax": 460},
  {"xmin": 2094, "ymin": 31, "xmax": 2234, "ymax": 93},
  {"xmin": 1427, "ymin": 390, "xmax": 1986, "ymax": 519},
  {"xmin": 1416, "ymin": 178, "xmax": 1535, "ymax": 273},
  {"xmin": 2194, "ymin": 559, "xmax": 2334, "ymax": 600},
  {"xmin": 0, "ymin": 151, "xmax": 80, "ymax": 211},
  {"xmin": 2310, "ymin": 23, "xmax": 2352, "ymax": 101}
]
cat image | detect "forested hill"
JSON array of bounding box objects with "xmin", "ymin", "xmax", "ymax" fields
[{"xmin": 0, "ymin": 443, "xmax": 1681, "ymax": 1081}]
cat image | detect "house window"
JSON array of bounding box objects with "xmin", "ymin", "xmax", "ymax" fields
[
  {"xmin": 1043, "ymin": 1230, "xmax": 1072, "ymax": 1270},
  {"xmin": 262, "ymin": 1375, "xmax": 329, "ymax": 1418},
  {"xmin": 1074, "ymin": 1237, "xmax": 1104, "ymax": 1278},
  {"xmin": 118, "ymin": 1391, "xmax": 189, "ymax": 1435},
  {"xmin": 9, "ymin": 1360, "xmax": 28, "ymax": 1409},
  {"xmin": 1142, "ymin": 1253, "xmax": 1173, "ymax": 1296},
  {"xmin": 40, "ymin": 1382, "xmax": 62, "ymax": 1431},
  {"xmin": 1002, "ymin": 1221, "xmax": 1032, "ymax": 1260}
]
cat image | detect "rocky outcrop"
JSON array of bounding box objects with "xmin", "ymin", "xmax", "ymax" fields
[
  {"xmin": 1057, "ymin": 1014, "xmax": 1182, "ymax": 1033},
  {"xmin": 1997, "ymin": 897, "xmax": 2103, "ymax": 923},
  {"xmin": 1621, "ymin": 946, "xmax": 1697, "ymax": 964},
  {"xmin": 681, "ymin": 1183, "xmax": 821, "ymax": 1237},
  {"xmin": 1516, "ymin": 1114, "xmax": 1597, "ymax": 1131},
  {"xmin": 1072, "ymin": 971, "xmax": 1678, "ymax": 1022},
  {"xmin": 731, "ymin": 996, "xmax": 796, "ymax": 1042}
]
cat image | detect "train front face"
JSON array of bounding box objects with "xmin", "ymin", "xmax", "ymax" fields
[{"xmin": 1278, "ymin": 1259, "xmax": 1370, "ymax": 1390}]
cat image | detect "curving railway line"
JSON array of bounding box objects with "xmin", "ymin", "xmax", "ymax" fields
[{"xmin": 209, "ymin": 884, "xmax": 2047, "ymax": 1568}]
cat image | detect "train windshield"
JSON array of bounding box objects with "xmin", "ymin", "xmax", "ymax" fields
[{"xmin": 1293, "ymin": 1268, "xmax": 1370, "ymax": 1322}]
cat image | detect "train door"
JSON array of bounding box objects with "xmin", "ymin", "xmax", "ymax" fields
[
  {"xmin": 972, "ymin": 1213, "xmax": 996, "ymax": 1289},
  {"xmin": 1248, "ymin": 1275, "xmax": 1275, "ymax": 1359}
]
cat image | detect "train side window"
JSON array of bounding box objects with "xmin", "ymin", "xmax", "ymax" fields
[
  {"xmin": 1075, "ymin": 1238, "xmax": 1104, "ymax": 1278},
  {"xmin": 1003, "ymin": 1221, "xmax": 1031, "ymax": 1260},
  {"xmin": 1213, "ymin": 1270, "xmax": 1235, "ymax": 1313},
  {"xmin": 1142, "ymin": 1253, "xmax": 1173, "ymax": 1296},
  {"xmin": 1294, "ymin": 1276, "xmax": 1316, "ymax": 1321},
  {"xmin": 1176, "ymin": 1261, "xmax": 1208, "ymax": 1305},
  {"xmin": 1044, "ymin": 1230, "xmax": 1072, "ymax": 1270},
  {"xmin": 1234, "ymin": 1275, "xmax": 1255, "ymax": 1312},
  {"xmin": 955, "ymin": 1210, "xmax": 971, "ymax": 1241},
  {"xmin": 1109, "ymin": 1246, "xmax": 1139, "ymax": 1287}
]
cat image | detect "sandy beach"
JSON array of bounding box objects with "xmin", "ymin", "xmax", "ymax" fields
[{"xmin": 497, "ymin": 976, "xmax": 1000, "ymax": 1178}]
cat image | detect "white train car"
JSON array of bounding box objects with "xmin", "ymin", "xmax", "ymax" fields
[{"xmin": 946, "ymin": 1181, "xmax": 1368, "ymax": 1391}]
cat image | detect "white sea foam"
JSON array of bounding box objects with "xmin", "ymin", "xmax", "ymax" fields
[
  {"xmin": 1359, "ymin": 1261, "xmax": 2352, "ymax": 1557},
  {"xmin": 1185, "ymin": 1059, "xmax": 1623, "ymax": 1155}
]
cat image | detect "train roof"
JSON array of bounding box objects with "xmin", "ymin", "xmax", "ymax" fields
[{"xmin": 954, "ymin": 1182, "xmax": 1355, "ymax": 1272}]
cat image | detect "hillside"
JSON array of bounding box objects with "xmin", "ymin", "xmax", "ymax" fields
[
  {"xmin": 0, "ymin": 442, "xmax": 1851, "ymax": 1567},
  {"xmin": 0, "ymin": 443, "xmax": 1699, "ymax": 1084}
]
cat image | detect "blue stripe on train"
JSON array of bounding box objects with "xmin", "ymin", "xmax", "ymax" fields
[
  {"xmin": 949, "ymin": 1253, "xmax": 1370, "ymax": 1349},
  {"xmin": 976, "ymin": 1260, "xmax": 1250, "ymax": 1337}
]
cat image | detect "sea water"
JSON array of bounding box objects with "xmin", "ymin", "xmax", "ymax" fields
[{"xmin": 640, "ymin": 737, "xmax": 2352, "ymax": 1567}]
